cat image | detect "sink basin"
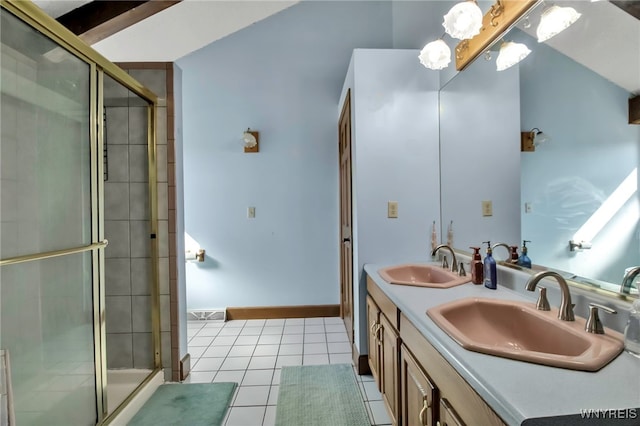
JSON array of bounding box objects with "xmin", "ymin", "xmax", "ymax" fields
[
  {"xmin": 378, "ymin": 264, "xmax": 470, "ymax": 288},
  {"xmin": 427, "ymin": 298, "xmax": 624, "ymax": 371}
]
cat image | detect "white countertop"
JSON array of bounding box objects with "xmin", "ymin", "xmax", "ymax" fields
[{"xmin": 364, "ymin": 263, "xmax": 640, "ymax": 426}]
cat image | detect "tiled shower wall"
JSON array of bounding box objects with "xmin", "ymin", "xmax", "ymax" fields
[{"xmin": 112, "ymin": 64, "xmax": 176, "ymax": 381}]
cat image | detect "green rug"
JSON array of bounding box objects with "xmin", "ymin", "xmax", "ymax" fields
[
  {"xmin": 128, "ymin": 382, "xmax": 237, "ymax": 426},
  {"xmin": 275, "ymin": 364, "xmax": 370, "ymax": 426}
]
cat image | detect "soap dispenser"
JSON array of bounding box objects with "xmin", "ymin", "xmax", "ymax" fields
[
  {"xmin": 431, "ymin": 221, "xmax": 438, "ymax": 252},
  {"xmin": 518, "ymin": 240, "xmax": 532, "ymax": 268},
  {"xmin": 469, "ymin": 247, "xmax": 484, "ymax": 285},
  {"xmin": 483, "ymin": 241, "xmax": 497, "ymax": 289}
]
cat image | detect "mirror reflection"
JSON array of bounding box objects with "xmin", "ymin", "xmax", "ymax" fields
[{"xmin": 441, "ymin": 0, "xmax": 640, "ymax": 297}]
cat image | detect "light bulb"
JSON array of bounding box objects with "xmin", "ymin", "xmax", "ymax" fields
[
  {"xmin": 443, "ymin": 1, "xmax": 483, "ymax": 40},
  {"xmin": 418, "ymin": 39, "xmax": 451, "ymax": 70},
  {"xmin": 536, "ymin": 5, "xmax": 581, "ymax": 43}
]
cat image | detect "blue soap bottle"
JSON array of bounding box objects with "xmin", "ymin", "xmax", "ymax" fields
[
  {"xmin": 518, "ymin": 240, "xmax": 532, "ymax": 269},
  {"xmin": 483, "ymin": 241, "xmax": 497, "ymax": 290}
]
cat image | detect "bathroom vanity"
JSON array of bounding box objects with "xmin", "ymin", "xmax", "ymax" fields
[{"xmin": 364, "ymin": 263, "xmax": 640, "ymax": 426}]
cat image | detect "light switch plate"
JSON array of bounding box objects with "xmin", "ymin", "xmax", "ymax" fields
[
  {"xmin": 524, "ymin": 202, "xmax": 533, "ymax": 214},
  {"xmin": 482, "ymin": 200, "xmax": 493, "ymax": 217},
  {"xmin": 248, "ymin": 207, "xmax": 256, "ymax": 218},
  {"xmin": 388, "ymin": 201, "xmax": 398, "ymax": 218}
]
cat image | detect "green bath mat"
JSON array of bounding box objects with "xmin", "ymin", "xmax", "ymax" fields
[
  {"xmin": 128, "ymin": 382, "xmax": 237, "ymax": 426},
  {"xmin": 275, "ymin": 364, "xmax": 370, "ymax": 426}
]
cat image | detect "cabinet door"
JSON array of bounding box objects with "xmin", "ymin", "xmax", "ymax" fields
[
  {"xmin": 400, "ymin": 345, "xmax": 437, "ymax": 426},
  {"xmin": 380, "ymin": 314, "xmax": 399, "ymax": 425},
  {"xmin": 366, "ymin": 295, "xmax": 381, "ymax": 387},
  {"xmin": 439, "ymin": 398, "xmax": 465, "ymax": 426}
]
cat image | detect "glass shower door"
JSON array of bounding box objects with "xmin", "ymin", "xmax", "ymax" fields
[{"xmin": 1, "ymin": 8, "xmax": 99, "ymax": 425}]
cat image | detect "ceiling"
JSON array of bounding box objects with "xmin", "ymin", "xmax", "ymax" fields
[{"xmin": 29, "ymin": 1, "xmax": 640, "ymax": 94}]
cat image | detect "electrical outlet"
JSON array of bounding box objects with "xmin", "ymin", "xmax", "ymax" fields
[
  {"xmin": 388, "ymin": 201, "xmax": 398, "ymax": 218},
  {"xmin": 524, "ymin": 202, "xmax": 533, "ymax": 214},
  {"xmin": 482, "ymin": 200, "xmax": 493, "ymax": 217},
  {"xmin": 247, "ymin": 207, "xmax": 256, "ymax": 218}
]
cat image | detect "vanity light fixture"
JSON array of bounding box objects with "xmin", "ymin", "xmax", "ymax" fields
[
  {"xmin": 536, "ymin": 4, "xmax": 582, "ymax": 43},
  {"xmin": 496, "ymin": 41, "xmax": 531, "ymax": 71},
  {"xmin": 418, "ymin": 38, "xmax": 452, "ymax": 70},
  {"xmin": 243, "ymin": 128, "xmax": 259, "ymax": 153},
  {"xmin": 443, "ymin": 0, "xmax": 483, "ymax": 40}
]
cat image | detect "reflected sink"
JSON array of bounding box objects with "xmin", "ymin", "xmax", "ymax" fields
[
  {"xmin": 378, "ymin": 264, "xmax": 470, "ymax": 288},
  {"xmin": 427, "ymin": 298, "xmax": 624, "ymax": 371}
]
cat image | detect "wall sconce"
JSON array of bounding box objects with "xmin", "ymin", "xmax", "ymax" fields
[
  {"xmin": 442, "ymin": 0, "xmax": 483, "ymax": 40},
  {"xmin": 520, "ymin": 128, "xmax": 549, "ymax": 152},
  {"xmin": 495, "ymin": 40, "xmax": 531, "ymax": 71},
  {"xmin": 243, "ymin": 128, "xmax": 259, "ymax": 153}
]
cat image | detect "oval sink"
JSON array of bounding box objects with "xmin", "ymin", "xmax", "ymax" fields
[
  {"xmin": 427, "ymin": 298, "xmax": 624, "ymax": 371},
  {"xmin": 378, "ymin": 264, "xmax": 470, "ymax": 288}
]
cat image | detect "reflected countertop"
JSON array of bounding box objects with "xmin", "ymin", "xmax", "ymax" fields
[{"xmin": 364, "ymin": 263, "xmax": 640, "ymax": 426}]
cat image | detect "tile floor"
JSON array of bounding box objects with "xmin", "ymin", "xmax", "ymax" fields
[{"xmin": 186, "ymin": 317, "xmax": 392, "ymax": 426}]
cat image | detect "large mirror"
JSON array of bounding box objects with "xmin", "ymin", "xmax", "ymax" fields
[{"xmin": 440, "ymin": 0, "xmax": 640, "ymax": 297}]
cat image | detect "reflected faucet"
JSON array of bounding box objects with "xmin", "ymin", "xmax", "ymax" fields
[
  {"xmin": 525, "ymin": 271, "xmax": 575, "ymax": 321},
  {"xmin": 492, "ymin": 243, "xmax": 518, "ymax": 264},
  {"xmin": 431, "ymin": 244, "xmax": 458, "ymax": 273},
  {"xmin": 621, "ymin": 266, "xmax": 640, "ymax": 295}
]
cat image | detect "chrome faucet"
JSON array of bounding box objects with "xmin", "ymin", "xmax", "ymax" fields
[
  {"xmin": 492, "ymin": 242, "xmax": 518, "ymax": 264},
  {"xmin": 525, "ymin": 271, "xmax": 575, "ymax": 321},
  {"xmin": 620, "ymin": 266, "xmax": 640, "ymax": 295},
  {"xmin": 431, "ymin": 244, "xmax": 458, "ymax": 273}
]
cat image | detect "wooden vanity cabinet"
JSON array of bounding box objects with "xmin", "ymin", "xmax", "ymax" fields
[
  {"xmin": 366, "ymin": 276, "xmax": 505, "ymax": 426},
  {"xmin": 400, "ymin": 344, "xmax": 437, "ymax": 426}
]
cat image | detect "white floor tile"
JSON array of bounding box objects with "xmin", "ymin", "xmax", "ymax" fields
[
  {"xmin": 214, "ymin": 370, "xmax": 245, "ymax": 383},
  {"xmin": 233, "ymin": 386, "xmax": 270, "ymax": 406},
  {"xmin": 275, "ymin": 355, "xmax": 302, "ymax": 368},
  {"xmin": 328, "ymin": 342, "xmax": 351, "ymax": 354},
  {"xmin": 280, "ymin": 334, "xmax": 303, "ymax": 344},
  {"xmin": 326, "ymin": 332, "xmax": 349, "ymax": 343},
  {"xmin": 253, "ymin": 345, "xmax": 279, "ymax": 357},
  {"xmin": 240, "ymin": 327, "xmax": 264, "ymax": 336},
  {"xmin": 205, "ymin": 323, "xmax": 225, "ymax": 329},
  {"xmin": 303, "ymin": 333, "xmax": 326, "ymax": 343},
  {"xmin": 265, "ymin": 319, "xmax": 285, "ymax": 326},
  {"xmin": 285, "ymin": 318, "xmax": 304, "ymax": 325},
  {"xmin": 225, "ymin": 320, "xmax": 247, "ymax": 328},
  {"xmin": 304, "ymin": 325, "xmax": 325, "ymax": 334},
  {"xmin": 192, "ymin": 357, "xmax": 224, "ymax": 372},
  {"xmin": 329, "ymin": 353, "xmax": 353, "ymax": 364},
  {"xmin": 278, "ymin": 344, "xmax": 302, "ymax": 356},
  {"xmin": 368, "ymin": 400, "xmax": 391, "ymax": 425},
  {"xmin": 283, "ymin": 325, "xmax": 304, "ymax": 334},
  {"xmin": 189, "ymin": 336, "xmax": 215, "ymax": 347},
  {"xmin": 325, "ymin": 324, "xmax": 346, "ymax": 333},
  {"xmin": 196, "ymin": 328, "xmax": 222, "ymax": 337},
  {"xmin": 236, "ymin": 335, "xmax": 260, "ymax": 345},
  {"xmin": 267, "ymin": 385, "xmax": 279, "ymax": 405},
  {"xmin": 263, "ymin": 405, "xmax": 276, "ymax": 426},
  {"xmin": 225, "ymin": 406, "xmax": 265, "ymax": 426},
  {"xmin": 271, "ymin": 369, "xmax": 281, "ymax": 385},
  {"xmin": 203, "ymin": 345, "xmax": 232, "ymax": 358},
  {"xmin": 189, "ymin": 346, "xmax": 206, "ymax": 358},
  {"xmin": 257, "ymin": 335, "xmax": 281, "ymax": 345},
  {"xmin": 220, "ymin": 357, "xmax": 252, "ymax": 371},
  {"xmin": 303, "ymin": 354, "xmax": 329, "ymax": 365},
  {"xmin": 363, "ymin": 380, "xmax": 382, "ymax": 401},
  {"xmin": 303, "ymin": 343, "xmax": 327, "ymax": 354},
  {"xmin": 261, "ymin": 326, "xmax": 284, "ymax": 335},
  {"xmin": 228, "ymin": 345, "xmax": 256, "ymax": 357},
  {"xmin": 184, "ymin": 371, "xmax": 215, "ymax": 383},
  {"xmin": 248, "ymin": 356, "xmax": 277, "ymax": 370},
  {"xmin": 242, "ymin": 369, "xmax": 274, "ymax": 386},
  {"xmin": 304, "ymin": 318, "xmax": 324, "ymax": 325},
  {"xmin": 245, "ymin": 319, "xmax": 266, "ymax": 326},
  {"xmin": 218, "ymin": 328, "xmax": 242, "ymax": 336},
  {"xmin": 187, "ymin": 322, "xmax": 205, "ymax": 329},
  {"xmin": 214, "ymin": 336, "xmax": 238, "ymax": 346},
  {"xmin": 324, "ymin": 317, "xmax": 344, "ymax": 325}
]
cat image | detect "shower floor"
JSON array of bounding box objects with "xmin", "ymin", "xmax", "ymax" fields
[{"xmin": 107, "ymin": 369, "xmax": 153, "ymax": 413}]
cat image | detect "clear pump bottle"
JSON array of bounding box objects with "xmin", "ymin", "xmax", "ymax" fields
[{"xmin": 624, "ymin": 299, "xmax": 640, "ymax": 358}]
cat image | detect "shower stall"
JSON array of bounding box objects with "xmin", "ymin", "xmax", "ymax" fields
[{"xmin": 0, "ymin": 2, "xmax": 161, "ymax": 424}]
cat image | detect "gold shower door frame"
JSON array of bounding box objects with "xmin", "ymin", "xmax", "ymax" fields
[{"xmin": 0, "ymin": 1, "xmax": 161, "ymax": 423}]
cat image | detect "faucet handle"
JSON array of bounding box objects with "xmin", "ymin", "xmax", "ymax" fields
[
  {"xmin": 536, "ymin": 286, "xmax": 551, "ymax": 311},
  {"xmin": 442, "ymin": 255, "xmax": 449, "ymax": 270},
  {"xmin": 458, "ymin": 262, "xmax": 466, "ymax": 277},
  {"xmin": 585, "ymin": 303, "xmax": 617, "ymax": 334}
]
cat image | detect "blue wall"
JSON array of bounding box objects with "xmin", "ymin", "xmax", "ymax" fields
[
  {"xmin": 517, "ymin": 29, "xmax": 640, "ymax": 284},
  {"xmin": 178, "ymin": 1, "xmax": 398, "ymax": 309}
]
